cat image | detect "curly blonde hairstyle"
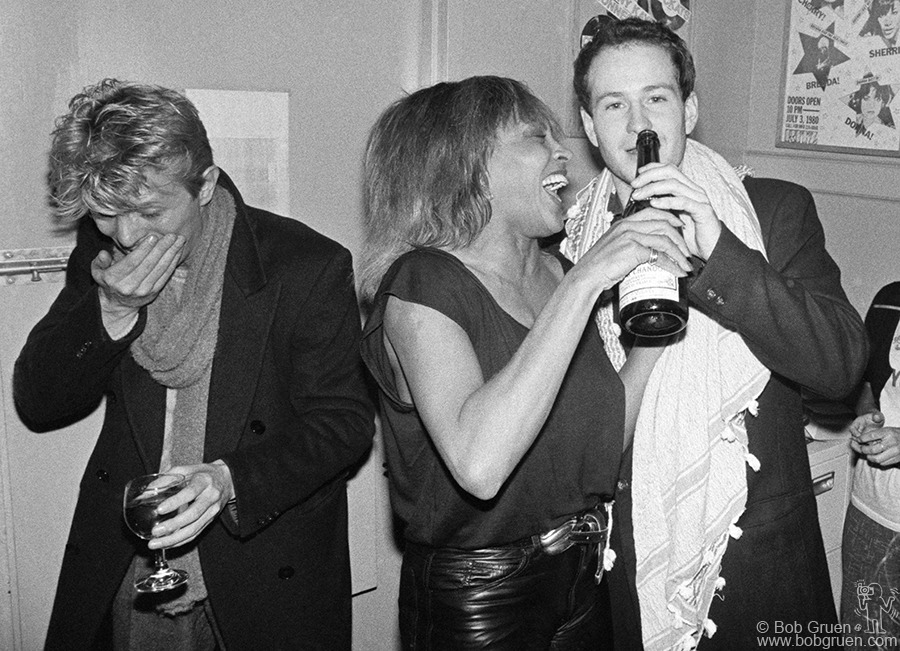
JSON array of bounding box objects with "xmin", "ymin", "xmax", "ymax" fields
[{"xmin": 48, "ymin": 78, "xmax": 214, "ymax": 221}]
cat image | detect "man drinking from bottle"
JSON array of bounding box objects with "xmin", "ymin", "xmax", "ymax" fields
[{"xmin": 561, "ymin": 16, "xmax": 868, "ymax": 651}]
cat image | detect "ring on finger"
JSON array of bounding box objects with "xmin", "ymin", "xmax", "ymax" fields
[{"xmin": 647, "ymin": 248, "xmax": 659, "ymax": 265}]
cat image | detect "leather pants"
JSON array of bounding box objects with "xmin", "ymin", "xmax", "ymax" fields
[{"xmin": 399, "ymin": 538, "xmax": 610, "ymax": 650}]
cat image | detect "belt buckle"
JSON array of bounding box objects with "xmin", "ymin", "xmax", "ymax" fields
[
  {"xmin": 539, "ymin": 519, "xmax": 576, "ymax": 555},
  {"xmin": 568, "ymin": 512, "xmax": 608, "ymax": 545}
]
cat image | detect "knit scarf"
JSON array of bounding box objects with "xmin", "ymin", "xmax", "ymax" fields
[
  {"xmin": 131, "ymin": 186, "xmax": 235, "ymax": 615},
  {"xmin": 562, "ymin": 139, "xmax": 770, "ymax": 650}
]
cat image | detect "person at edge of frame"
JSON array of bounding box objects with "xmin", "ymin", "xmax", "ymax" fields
[{"xmin": 841, "ymin": 281, "xmax": 900, "ymax": 650}]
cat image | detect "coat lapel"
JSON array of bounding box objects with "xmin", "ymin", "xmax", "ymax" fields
[
  {"xmin": 204, "ymin": 270, "xmax": 279, "ymax": 461},
  {"xmin": 120, "ymin": 355, "xmax": 167, "ymax": 472},
  {"xmin": 203, "ymin": 173, "xmax": 278, "ymax": 461},
  {"xmin": 119, "ymin": 172, "xmax": 275, "ymax": 466}
]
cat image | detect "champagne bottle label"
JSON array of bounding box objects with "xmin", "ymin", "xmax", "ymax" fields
[
  {"xmin": 614, "ymin": 128, "xmax": 688, "ymax": 338},
  {"xmin": 619, "ymin": 262, "xmax": 680, "ymax": 308}
]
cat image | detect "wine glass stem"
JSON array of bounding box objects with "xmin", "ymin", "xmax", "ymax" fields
[{"xmin": 154, "ymin": 547, "xmax": 170, "ymax": 572}]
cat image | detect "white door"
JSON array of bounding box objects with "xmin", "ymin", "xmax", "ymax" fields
[{"xmin": 0, "ymin": 250, "xmax": 105, "ymax": 649}]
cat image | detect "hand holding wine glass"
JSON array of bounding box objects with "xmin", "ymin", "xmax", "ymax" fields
[
  {"xmin": 143, "ymin": 460, "xmax": 235, "ymax": 550},
  {"xmin": 123, "ymin": 473, "xmax": 189, "ymax": 593}
]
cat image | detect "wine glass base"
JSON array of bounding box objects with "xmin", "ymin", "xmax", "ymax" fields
[{"xmin": 134, "ymin": 568, "xmax": 189, "ymax": 593}]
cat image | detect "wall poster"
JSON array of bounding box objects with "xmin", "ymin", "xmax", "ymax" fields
[
  {"xmin": 778, "ymin": 0, "xmax": 900, "ymax": 157},
  {"xmin": 586, "ymin": 0, "xmax": 691, "ymax": 34},
  {"xmin": 184, "ymin": 89, "xmax": 291, "ymax": 215}
]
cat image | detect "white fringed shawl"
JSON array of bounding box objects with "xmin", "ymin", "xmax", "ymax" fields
[{"xmin": 562, "ymin": 139, "xmax": 770, "ymax": 650}]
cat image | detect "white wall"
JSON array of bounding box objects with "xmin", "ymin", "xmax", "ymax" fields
[{"xmin": 0, "ymin": 0, "xmax": 424, "ymax": 252}]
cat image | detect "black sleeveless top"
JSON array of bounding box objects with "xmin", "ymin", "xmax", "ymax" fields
[{"xmin": 361, "ymin": 247, "xmax": 624, "ymax": 548}]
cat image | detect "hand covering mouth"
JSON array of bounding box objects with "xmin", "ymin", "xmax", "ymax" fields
[
  {"xmin": 113, "ymin": 233, "xmax": 155, "ymax": 261},
  {"xmin": 541, "ymin": 173, "xmax": 568, "ymax": 201}
]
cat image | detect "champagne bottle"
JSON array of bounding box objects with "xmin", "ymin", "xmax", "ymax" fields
[{"xmin": 614, "ymin": 129, "xmax": 688, "ymax": 338}]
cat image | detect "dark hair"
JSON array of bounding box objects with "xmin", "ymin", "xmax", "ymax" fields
[
  {"xmin": 359, "ymin": 75, "xmax": 560, "ymax": 302},
  {"xmin": 872, "ymin": 0, "xmax": 899, "ymax": 18},
  {"xmin": 849, "ymin": 73, "xmax": 895, "ymax": 132},
  {"xmin": 809, "ymin": 0, "xmax": 844, "ymax": 9},
  {"xmin": 573, "ymin": 16, "xmax": 695, "ymax": 113},
  {"xmin": 49, "ymin": 78, "xmax": 214, "ymax": 221},
  {"xmin": 860, "ymin": 0, "xmax": 900, "ymax": 37}
]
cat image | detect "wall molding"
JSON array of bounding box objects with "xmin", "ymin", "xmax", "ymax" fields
[
  {"xmin": 745, "ymin": 148, "xmax": 900, "ymax": 204},
  {"xmin": 417, "ymin": 0, "xmax": 448, "ymax": 87}
]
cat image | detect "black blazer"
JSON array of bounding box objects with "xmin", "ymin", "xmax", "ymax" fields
[{"xmin": 609, "ymin": 177, "xmax": 869, "ymax": 650}]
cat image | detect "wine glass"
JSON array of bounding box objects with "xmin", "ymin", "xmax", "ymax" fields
[{"xmin": 123, "ymin": 473, "xmax": 189, "ymax": 593}]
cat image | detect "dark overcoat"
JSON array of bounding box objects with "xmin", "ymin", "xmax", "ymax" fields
[{"xmin": 14, "ymin": 172, "xmax": 375, "ymax": 650}]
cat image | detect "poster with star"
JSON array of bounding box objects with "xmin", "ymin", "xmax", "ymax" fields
[
  {"xmin": 778, "ymin": 0, "xmax": 900, "ymax": 156},
  {"xmin": 589, "ymin": 0, "xmax": 691, "ymax": 33}
]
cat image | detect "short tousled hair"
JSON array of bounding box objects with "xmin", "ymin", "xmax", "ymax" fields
[
  {"xmin": 358, "ymin": 75, "xmax": 560, "ymax": 304},
  {"xmin": 573, "ymin": 16, "xmax": 696, "ymax": 114},
  {"xmin": 872, "ymin": 0, "xmax": 900, "ymax": 18},
  {"xmin": 810, "ymin": 0, "xmax": 844, "ymax": 9},
  {"xmin": 849, "ymin": 74, "xmax": 896, "ymax": 132},
  {"xmin": 851, "ymin": 75, "xmax": 895, "ymax": 108},
  {"xmin": 860, "ymin": 0, "xmax": 900, "ymax": 37},
  {"xmin": 48, "ymin": 78, "xmax": 214, "ymax": 221}
]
